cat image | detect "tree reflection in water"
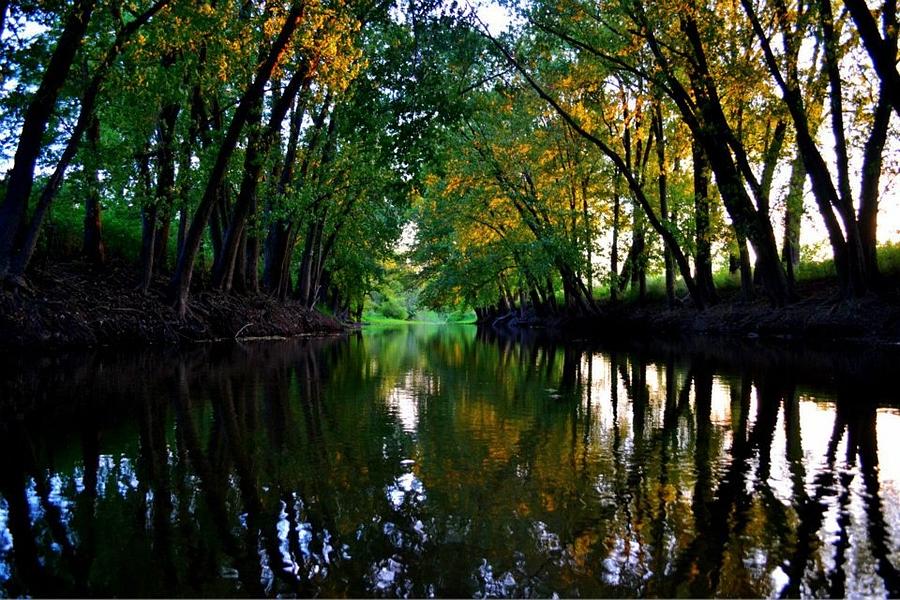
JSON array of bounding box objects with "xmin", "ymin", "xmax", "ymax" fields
[{"xmin": 0, "ymin": 326, "xmax": 899, "ymax": 597}]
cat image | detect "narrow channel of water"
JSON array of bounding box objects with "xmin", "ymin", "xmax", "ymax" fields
[{"xmin": 1, "ymin": 325, "xmax": 898, "ymax": 597}]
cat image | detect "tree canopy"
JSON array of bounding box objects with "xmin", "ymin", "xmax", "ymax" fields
[{"xmin": 0, "ymin": 0, "xmax": 897, "ymax": 320}]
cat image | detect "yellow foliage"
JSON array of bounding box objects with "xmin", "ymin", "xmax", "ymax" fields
[{"xmin": 540, "ymin": 491, "xmax": 557, "ymax": 512}]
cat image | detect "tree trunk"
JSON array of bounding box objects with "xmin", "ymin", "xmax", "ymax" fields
[
  {"xmin": 176, "ymin": 203, "xmax": 189, "ymax": 258},
  {"xmin": 581, "ymin": 177, "xmax": 593, "ymax": 293},
  {"xmin": 682, "ymin": 14, "xmax": 790, "ymax": 304},
  {"xmin": 753, "ymin": 119, "xmax": 787, "ymax": 286},
  {"xmin": 782, "ymin": 151, "xmax": 805, "ymax": 288},
  {"xmin": 842, "ymin": 0, "xmax": 900, "ymax": 119},
  {"xmin": 245, "ymin": 234, "xmax": 260, "ymax": 294},
  {"xmin": 154, "ymin": 218, "xmax": 170, "ymax": 271},
  {"xmin": 742, "ymin": 0, "xmax": 865, "ymax": 298},
  {"xmin": 263, "ymin": 221, "xmax": 291, "ymax": 293},
  {"xmin": 295, "ymin": 219, "xmax": 319, "ymax": 307},
  {"xmin": 5, "ymin": 0, "xmax": 169, "ymax": 277},
  {"xmin": 82, "ymin": 118, "xmax": 105, "ymax": 265},
  {"xmin": 139, "ymin": 206, "xmax": 158, "ymax": 294},
  {"xmin": 529, "ymin": 285, "xmax": 545, "ymax": 316},
  {"xmin": 818, "ymin": 0, "xmax": 869, "ymax": 297},
  {"xmin": 209, "ymin": 190, "xmax": 225, "ymax": 266},
  {"xmin": 691, "ymin": 142, "xmax": 715, "ymax": 303},
  {"xmin": 136, "ymin": 151, "xmax": 154, "ymax": 293},
  {"xmin": 630, "ymin": 208, "xmax": 646, "ymax": 302},
  {"xmin": 654, "ymin": 103, "xmax": 675, "ymax": 307},
  {"xmin": 142, "ymin": 102, "xmax": 180, "ymax": 286},
  {"xmin": 858, "ymin": 83, "xmax": 894, "ymax": 289},
  {"xmin": 629, "ymin": 8, "xmax": 790, "ymax": 304},
  {"xmin": 618, "ymin": 240, "xmax": 637, "ymax": 295},
  {"xmin": 497, "ymin": 280, "xmax": 511, "ymax": 314},
  {"xmin": 520, "ymin": 3, "xmax": 782, "ymax": 305},
  {"xmin": 261, "ymin": 103, "xmax": 307, "ymax": 297},
  {"xmin": 175, "ymin": 99, "xmax": 200, "ymax": 261},
  {"xmin": 544, "ymin": 277, "xmax": 558, "ymax": 314},
  {"xmin": 211, "ymin": 58, "xmax": 311, "ymax": 291},
  {"xmin": 729, "ymin": 249, "xmax": 739, "ymax": 275},
  {"xmin": 170, "ymin": 3, "xmax": 304, "ymax": 316},
  {"xmin": 611, "ymin": 171, "xmax": 620, "ymax": 302},
  {"xmin": 484, "ymin": 33, "xmax": 706, "ymax": 307},
  {"xmin": 210, "ymin": 92, "xmax": 264, "ymax": 291},
  {"xmin": 231, "ymin": 229, "xmax": 247, "ymax": 292},
  {"xmin": 308, "ymin": 223, "xmax": 327, "ymax": 309},
  {"xmin": 737, "ymin": 233, "xmax": 753, "ymax": 301},
  {"xmin": 0, "ymin": 0, "xmax": 95, "ymax": 277}
]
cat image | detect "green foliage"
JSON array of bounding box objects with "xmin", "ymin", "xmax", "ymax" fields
[
  {"xmin": 793, "ymin": 242, "xmax": 900, "ymax": 283},
  {"xmin": 370, "ymin": 295, "xmax": 409, "ymax": 320},
  {"xmin": 35, "ymin": 183, "xmax": 147, "ymax": 263},
  {"xmin": 877, "ymin": 242, "xmax": 900, "ymax": 276},
  {"xmin": 365, "ymin": 257, "xmax": 417, "ymax": 320},
  {"xmin": 1, "ymin": 0, "xmax": 896, "ymax": 318},
  {"xmin": 712, "ymin": 270, "xmax": 742, "ymax": 293},
  {"xmin": 796, "ymin": 257, "xmax": 838, "ymax": 281}
]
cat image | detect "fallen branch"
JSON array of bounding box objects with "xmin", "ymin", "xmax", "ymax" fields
[{"xmin": 234, "ymin": 322, "xmax": 253, "ymax": 339}]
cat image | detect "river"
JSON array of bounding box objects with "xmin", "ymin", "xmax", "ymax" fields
[{"xmin": 1, "ymin": 325, "xmax": 898, "ymax": 597}]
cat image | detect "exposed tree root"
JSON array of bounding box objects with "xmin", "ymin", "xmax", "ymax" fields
[{"xmin": 0, "ymin": 260, "xmax": 344, "ymax": 350}]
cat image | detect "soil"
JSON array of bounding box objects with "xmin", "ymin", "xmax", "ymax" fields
[
  {"xmin": 0, "ymin": 259, "xmax": 345, "ymax": 350},
  {"xmin": 4, "ymin": 260, "xmax": 900, "ymax": 351},
  {"xmin": 493, "ymin": 277, "xmax": 900, "ymax": 347},
  {"xmin": 590, "ymin": 293, "xmax": 900, "ymax": 345}
]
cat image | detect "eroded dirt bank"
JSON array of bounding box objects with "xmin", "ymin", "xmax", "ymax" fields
[
  {"xmin": 485, "ymin": 279, "xmax": 900, "ymax": 347},
  {"xmin": 0, "ymin": 260, "xmax": 344, "ymax": 350}
]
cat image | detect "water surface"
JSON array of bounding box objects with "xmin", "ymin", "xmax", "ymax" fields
[{"xmin": 1, "ymin": 325, "xmax": 899, "ymax": 597}]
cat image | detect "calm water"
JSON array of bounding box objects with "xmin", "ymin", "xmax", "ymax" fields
[{"xmin": 1, "ymin": 325, "xmax": 899, "ymax": 597}]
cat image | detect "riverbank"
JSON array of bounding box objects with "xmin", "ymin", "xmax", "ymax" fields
[
  {"xmin": 589, "ymin": 293, "xmax": 900, "ymax": 345},
  {"xmin": 486, "ymin": 278, "xmax": 900, "ymax": 346},
  {"xmin": 0, "ymin": 260, "xmax": 344, "ymax": 350}
]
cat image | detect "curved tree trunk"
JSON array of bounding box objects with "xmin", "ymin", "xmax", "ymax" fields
[
  {"xmin": 6, "ymin": 0, "xmax": 169, "ymax": 277},
  {"xmin": 741, "ymin": 0, "xmax": 876, "ymax": 298},
  {"xmin": 481, "ymin": 26, "xmax": 708, "ymax": 309},
  {"xmin": 170, "ymin": 3, "xmax": 304, "ymax": 316},
  {"xmin": 843, "ymin": 0, "xmax": 900, "ymax": 118},
  {"xmin": 211, "ymin": 62, "xmax": 311, "ymax": 291},
  {"xmin": 0, "ymin": 0, "xmax": 96, "ymax": 278}
]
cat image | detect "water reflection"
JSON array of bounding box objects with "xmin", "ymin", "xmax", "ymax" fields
[{"xmin": 1, "ymin": 327, "xmax": 899, "ymax": 597}]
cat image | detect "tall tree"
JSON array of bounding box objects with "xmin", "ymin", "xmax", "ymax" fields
[
  {"xmin": 0, "ymin": 0, "xmax": 96, "ymax": 279},
  {"xmin": 170, "ymin": 2, "xmax": 305, "ymax": 315}
]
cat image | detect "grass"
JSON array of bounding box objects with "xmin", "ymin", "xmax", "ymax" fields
[
  {"xmin": 361, "ymin": 315, "xmax": 424, "ymax": 325},
  {"xmin": 362, "ymin": 309, "xmax": 477, "ymax": 325},
  {"xmin": 591, "ymin": 275, "xmax": 691, "ymax": 305},
  {"xmin": 789, "ymin": 241, "xmax": 900, "ymax": 282},
  {"xmin": 364, "ymin": 244, "xmax": 900, "ymax": 321},
  {"xmin": 876, "ymin": 241, "xmax": 900, "ymax": 275},
  {"xmin": 586, "ymin": 242, "xmax": 900, "ymax": 308}
]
